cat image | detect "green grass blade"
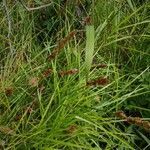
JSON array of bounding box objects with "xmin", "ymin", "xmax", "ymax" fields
[{"xmin": 85, "ymin": 24, "xmax": 95, "ymax": 79}]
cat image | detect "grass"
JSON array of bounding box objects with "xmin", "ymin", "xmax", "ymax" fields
[
  {"xmin": 0, "ymin": 0, "xmax": 150, "ymax": 149},
  {"xmin": 85, "ymin": 16, "xmax": 95, "ymax": 80}
]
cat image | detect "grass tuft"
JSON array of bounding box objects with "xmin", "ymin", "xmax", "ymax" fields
[{"xmin": 0, "ymin": 0, "xmax": 150, "ymax": 149}]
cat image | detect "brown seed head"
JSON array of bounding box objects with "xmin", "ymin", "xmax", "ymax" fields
[
  {"xmin": 28, "ymin": 77, "xmax": 39, "ymax": 87},
  {"xmin": 5, "ymin": 87, "xmax": 13, "ymax": 96},
  {"xmin": 66, "ymin": 124, "xmax": 77, "ymax": 134},
  {"xmin": 115, "ymin": 111, "xmax": 127, "ymax": 119}
]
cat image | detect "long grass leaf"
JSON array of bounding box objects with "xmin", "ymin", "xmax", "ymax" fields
[{"xmin": 85, "ymin": 25, "xmax": 94, "ymax": 79}]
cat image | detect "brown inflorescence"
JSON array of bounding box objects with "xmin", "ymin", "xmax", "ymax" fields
[
  {"xmin": 87, "ymin": 77, "xmax": 109, "ymax": 86},
  {"xmin": 15, "ymin": 114, "xmax": 22, "ymax": 121},
  {"xmin": 28, "ymin": 77, "xmax": 39, "ymax": 87},
  {"xmin": 66, "ymin": 124, "xmax": 77, "ymax": 134},
  {"xmin": 42, "ymin": 68, "xmax": 53, "ymax": 78},
  {"xmin": 115, "ymin": 111, "xmax": 127, "ymax": 119},
  {"xmin": 59, "ymin": 69, "xmax": 79, "ymax": 77},
  {"xmin": 5, "ymin": 87, "xmax": 13, "ymax": 96},
  {"xmin": 48, "ymin": 30, "xmax": 76, "ymax": 60},
  {"xmin": 41, "ymin": 63, "xmax": 107, "ymax": 80},
  {"xmin": 41, "ymin": 68, "xmax": 79, "ymax": 79},
  {"xmin": 115, "ymin": 111, "xmax": 150, "ymax": 131},
  {"xmin": 15, "ymin": 101, "xmax": 38, "ymax": 121},
  {"xmin": 83, "ymin": 16, "xmax": 92, "ymax": 25}
]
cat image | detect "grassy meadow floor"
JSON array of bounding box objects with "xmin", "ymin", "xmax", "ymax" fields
[{"xmin": 0, "ymin": 0, "xmax": 150, "ymax": 149}]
